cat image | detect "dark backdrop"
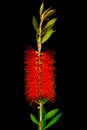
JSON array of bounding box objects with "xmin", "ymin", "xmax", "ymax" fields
[{"xmin": 4, "ymin": 0, "xmax": 65, "ymax": 129}]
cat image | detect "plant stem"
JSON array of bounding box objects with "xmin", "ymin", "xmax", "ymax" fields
[
  {"xmin": 39, "ymin": 100, "xmax": 42, "ymax": 130},
  {"xmin": 37, "ymin": 15, "xmax": 43, "ymax": 53}
]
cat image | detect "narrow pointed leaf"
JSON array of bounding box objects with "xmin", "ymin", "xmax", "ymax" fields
[
  {"xmin": 30, "ymin": 114, "xmax": 39, "ymax": 125},
  {"xmin": 43, "ymin": 112, "xmax": 62, "ymax": 130},
  {"xmin": 41, "ymin": 29, "xmax": 55, "ymax": 44},
  {"xmin": 42, "ymin": 105, "xmax": 46, "ymax": 128},
  {"xmin": 43, "ymin": 120, "xmax": 46, "ymax": 129},
  {"xmin": 42, "ymin": 98, "xmax": 48, "ymax": 104},
  {"xmin": 43, "ymin": 109, "xmax": 59, "ymax": 120},
  {"xmin": 43, "ymin": 9, "xmax": 56, "ymax": 20},
  {"xmin": 42, "ymin": 18, "xmax": 57, "ymax": 31},
  {"xmin": 40, "ymin": 1, "xmax": 44, "ymax": 17},
  {"xmin": 41, "ymin": 27, "xmax": 51, "ymax": 36},
  {"xmin": 42, "ymin": 105, "xmax": 46, "ymax": 117},
  {"xmin": 32, "ymin": 16, "xmax": 38, "ymax": 31},
  {"xmin": 43, "ymin": 7, "xmax": 51, "ymax": 16}
]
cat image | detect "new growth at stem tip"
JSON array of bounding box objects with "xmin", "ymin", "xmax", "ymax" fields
[{"xmin": 32, "ymin": 1, "xmax": 57, "ymax": 53}]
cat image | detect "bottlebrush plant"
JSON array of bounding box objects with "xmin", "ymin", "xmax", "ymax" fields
[{"xmin": 24, "ymin": 1, "xmax": 62, "ymax": 130}]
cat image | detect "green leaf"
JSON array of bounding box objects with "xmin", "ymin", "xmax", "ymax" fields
[
  {"xmin": 42, "ymin": 18, "xmax": 57, "ymax": 31},
  {"xmin": 42, "ymin": 98, "xmax": 48, "ymax": 104},
  {"xmin": 41, "ymin": 26, "xmax": 51, "ymax": 36},
  {"xmin": 40, "ymin": 1, "xmax": 44, "ymax": 17},
  {"xmin": 42, "ymin": 105, "xmax": 46, "ymax": 117},
  {"xmin": 41, "ymin": 29, "xmax": 55, "ymax": 44},
  {"xmin": 43, "ymin": 9, "xmax": 56, "ymax": 21},
  {"xmin": 43, "ymin": 119, "xmax": 46, "ymax": 129},
  {"xmin": 43, "ymin": 7, "xmax": 51, "ymax": 16},
  {"xmin": 43, "ymin": 109, "xmax": 59, "ymax": 120},
  {"xmin": 43, "ymin": 112, "xmax": 62, "ymax": 130},
  {"xmin": 30, "ymin": 114, "xmax": 39, "ymax": 125},
  {"xmin": 42, "ymin": 105, "xmax": 46, "ymax": 128},
  {"xmin": 32, "ymin": 16, "xmax": 38, "ymax": 31}
]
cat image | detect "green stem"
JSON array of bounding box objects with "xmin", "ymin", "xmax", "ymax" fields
[
  {"xmin": 38, "ymin": 100, "xmax": 43, "ymax": 130},
  {"xmin": 37, "ymin": 14, "xmax": 43, "ymax": 53}
]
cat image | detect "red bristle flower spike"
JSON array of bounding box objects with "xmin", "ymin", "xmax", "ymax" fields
[
  {"xmin": 24, "ymin": 2, "xmax": 62, "ymax": 130},
  {"xmin": 24, "ymin": 46, "xmax": 56, "ymax": 104}
]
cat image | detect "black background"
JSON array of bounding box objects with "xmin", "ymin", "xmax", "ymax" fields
[{"xmin": 3, "ymin": 0, "xmax": 65, "ymax": 129}]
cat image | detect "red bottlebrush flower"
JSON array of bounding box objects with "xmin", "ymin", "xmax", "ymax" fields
[{"xmin": 24, "ymin": 45, "xmax": 56, "ymax": 104}]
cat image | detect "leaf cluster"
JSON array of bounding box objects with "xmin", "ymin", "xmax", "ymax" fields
[
  {"xmin": 32, "ymin": 1, "xmax": 57, "ymax": 45},
  {"xmin": 30, "ymin": 98, "xmax": 62, "ymax": 130}
]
